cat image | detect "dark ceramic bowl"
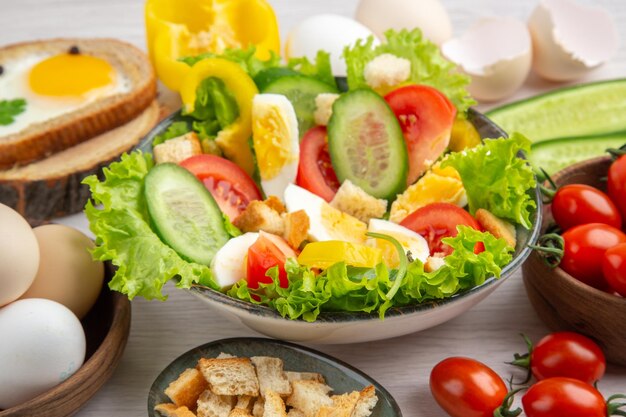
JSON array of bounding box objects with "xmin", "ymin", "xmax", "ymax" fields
[{"xmin": 148, "ymin": 337, "xmax": 401, "ymax": 417}]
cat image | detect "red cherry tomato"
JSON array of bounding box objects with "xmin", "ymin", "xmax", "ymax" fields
[
  {"xmin": 430, "ymin": 357, "xmax": 507, "ymax": 417},
  {"xmin": 180, "ymin": 154, "xmax": 262, "ymax": 221},
  {"xmin": 552, "ymin": 184, "xmax": 622, "ymax": 230},
  {"xmin": 560, "ymin": 223, "xmax": 626, "ymax": 290},
  {"xmin": 295, "ymin": 126, "xmax": 340, "ymax": 202},
  {"xmin": 246, "ymin": 232, "xmax": 296, "ymax": 289},
  {"xmin": 603, "ymin": 243, "xmax": 626, "ymax": 297},
  {"xmin": 522, "ymin": 377, "xmax": 607, "ymax": 417},
  {"xmin": 400, "ymin": 203, "xmax": 484, "ymax": 256},
  {"xmin": 385, "ymin": 85, "xmax": 456, "ymax": 185},
  {"xmin": 608, "ymin": 154, "xmax": 626, "ymax": 220},
  {"xmin": 530, "ymin": 332, "xmax": 606, "ymax": 384}
]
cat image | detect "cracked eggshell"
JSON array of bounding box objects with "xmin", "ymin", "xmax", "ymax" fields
[
  {"xmin": 441, "ymin": 17, "xmax": 532, "ymax": 102},
  {"xmin": 355, "ymin": 0, "xmax": 452, "ymax": 45},
  {"xmin": 529, "ymin": 0, "xmax": 619, "ymax": 82}
]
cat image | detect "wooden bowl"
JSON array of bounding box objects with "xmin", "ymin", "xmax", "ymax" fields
[
  {"xmin": 0, "ymin": 263, "xmax": 131, "ymax": 417},
  {"xmin": 522, "ymin": 156, "xmax": 626, "ymax": 365}
]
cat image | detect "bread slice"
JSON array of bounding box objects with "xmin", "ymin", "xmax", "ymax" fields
[
  {"xmin": 155, "ymin": 403, "xmax": 197, "ymax": 417},
  {"xmin": 263, "ymin": 390, "xmax": 288, "ymax": 417},
  {"xmin": 251, "ymin": 356, "xmax": 291, "ymax": 398},
  {"xmin": 0, "ymin": 38, "xmax": 157, "ymax": 169},
  {"xmin": 196, "ymin": 390, "xmax": 235, "ymax": 417},
  {"xmin": 198, "ymin": 358, "xmax": 260, "ymax": 397},
  {"xmin": 165, "ymin": 367, "xmax": 209, "ymax": 410},
  {"xmin": 286, "ymin": 380, "xmax": 333, "ymax": 417}
]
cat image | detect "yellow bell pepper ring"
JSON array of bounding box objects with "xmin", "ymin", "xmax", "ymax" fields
[
  {"xmin": 297, "ymin": 241, "xmax": 383, "ymax": 270},
  {"xmin": 180, "ymin": 58, "xmax": 258, "ymax": 175},
  {"xmin": 145, "ymin": 0, "xmax": 280, "ymax": 92}
]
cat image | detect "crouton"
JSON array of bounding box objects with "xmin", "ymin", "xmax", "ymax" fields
[
  {"xmin": 252, "ymin": 398, "xmax": 264, "ymax": 417},
  {"xmin": 165, "ymin": 368, "xmax": 209, "ymax": 409},
  {"xmin": 352, "ymin": 386, "xmax": 378, "ymax": 417},
  {"xmin": 234, "ymin": 200, "xmax": 285, "ymax": 235},
  {"xmin": 217, "ymin": 353, "xmax": 237, "ymax": 359},
  {"xmin": 363, "ymin": 54, "xmax": 411, "ymax": 90},
  {"xmin": 198, "ymin": 358, "xmax": 260, "ymax": 397},
  {"xmin": 286, "ymin": 380, "xmax": 333, "ymax": 417},
  {"xmin": 287, "ymin": 410, "xmax": 306, "ymax": 417},
  {"xmin": 285, "ymin": 372, "xmax": 325, "ymax": 384},
  {"xmin": 264, "ymin": 196, "xmax": 286, "ymax": 214},
  {"xmin": 282, "ymin": 210, "xmax": 310, "ymax": 249},
  {"xmin": 330, "ymin": 180, "xmax": 388, "ymax": 223},
  {"xmin": 155, "ymin": 403, "xmax": 197, "ymax": 417},
  {"xmin": 475, "ymin": 208, "xmax": 517, "ymax": 248},
  {"xmin": 229, "ymin": 409, "xmax": 254, "ymax": 417},
  {"xmin": 317, "ymin": 391, "xmax": 360, "ymax": 417},
  {"xmin": 251, "ymin": 356, "xmax": 292, "ymax": 397},
  {"xmin": 235, "ymin": 396, "xmax": 255, "ymax": 411},
  {"xmin": 314, "ymin": 93, "xmax": 340, "ymax": 126},
  {"xmin": 153, "ymin": 132, "xmax": 202, "ymax": 164},
  {"xmin": 196, "ymin": 390, "xmax": 235, "ymax": 417},
  {"xmin": 263, "ymin": 390, "xmax": 288, "ymax": 417}
]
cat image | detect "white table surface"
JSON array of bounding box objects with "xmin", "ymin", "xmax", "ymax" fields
[{"xmin": 2, "ymin": 0, "xmax": 626, "ymax": 415}]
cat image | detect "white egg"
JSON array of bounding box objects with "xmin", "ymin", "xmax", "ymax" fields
[
  {"xmin": 252, "ymin": 94, "xmax": 299, "ymax": 198},
  {"xmin": 368, "ymin": 219, "xmax": 430, "ymax": 265},
  {"xmin": 355, "ymin": 0, "xmax": 452, "ymax": 45},
  {"xmin": 285, "ymin": 14, "xmax": 378, "ymax": 76},
  {"xmin": 442, "ymin": 17, "xmax": 532, "ymax": 102},
  {"xmin": 0, "ymin": 298, "xmax": 86, "ymax": 409},
  {"xmin": 211, "ymin": 232, "xmax": 259, "ymax": 289},
  {"xmin": 0, "ymin": 203, "xmax": 39, "ymax": 307},
  {"xmin": 284, "ymin": 183, "xmax": 366, "ymax": 244},
  {"xmin": 528, "ymin": 0, "xmax": 618, "ymax": 82}
]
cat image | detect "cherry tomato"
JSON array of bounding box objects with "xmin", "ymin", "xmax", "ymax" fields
[
  {"xmin": 430, "ymin": 357, "xmax": 507, "ymax": 417},
  {"xmin": 247, "ymin": 232, "xmax": 296, "ymax": 289},
  {"xmin": 560, "ymin": 223, "xmax": 626, "ymax": 290},
  {"xmin": 531, "ymin": 332, "xmax": 606, "ymax": 384},
  {"xmin": 400, "ymin": 203, "xmax": 483, "ymax": 256},
  {"xmin": 385, "ymin": 85, "xmax": 457, "ymax": 185},
  {"xmin": 522, "ymin": 377, "xmax": 607, "ymax": 417},
  {"xmin": 608, "ymin": 154, "xmax": 626, "ymax": 221},
  {"xmin": 603, "ymin": 243, "xmax": 626, "ymax": 297},
  {"xmin": 180, "ymin": 154, "xmax": 262, "ymax": 220},
  {"xmin": 552, "ymin": 184, "xmax": 622, "ymax": 230},
  {"xmin": 295, "ymin": 126, "xmax": 340, "ymax": 202}
]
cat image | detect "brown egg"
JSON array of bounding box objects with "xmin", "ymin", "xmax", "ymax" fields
[{"xmin": 19, "ymin": 224, "xmax": 104, "ymax": 319}]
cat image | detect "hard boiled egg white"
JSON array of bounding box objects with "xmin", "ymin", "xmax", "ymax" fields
[
  {"xmin": 528, "ymin": 0, "xmax": 618, "ymax": 82},
  {"xmin": 252, "ymin": 94, "xmax": 299, "ymax": 198},
  {"xmin": 211, "ymin": 232, "xmax": 259, "ymax": 289},
  {"xmin": 0, "ymin": 52, "xmax": 130, "ymax": 137},
  {"xmin": 284, "ymin": 183, "xmax": 366, "ymax": 244},
  {"xmin": 285, "ymin": 14, "xmax": 378, "ymax": 76},
  {"xmin": 441, "ymin": 17, "xmax": 532, "ymax": 102},
  {"xmin": 368, "ymin": 219, "xmax": 429, "ymax": 268},
  {"xmin": 0, "ymin": 298, "xmax": 86, "ymax": 409},
  {"xmin": 0, "ymin": 203, "xmax": 39, "ymax": 307},
  {"xmin": 355, "ymin": 0, "xmax": 452, "ymax": 45},
  {"xmin": 19, "ymin": 224, "xmax": 104, "ymax": 319}
]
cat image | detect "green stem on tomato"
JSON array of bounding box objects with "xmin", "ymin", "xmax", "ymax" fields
[
  {"xmin": 607, "ymin": 147, "xmax": 626, "ymax": 159},
  {"xmin": 529, "ymin": 233, "xmax": 565, "ymax": 268},
  {"xmin": 493, "ymin": 388, "xmax": 523, "ymax": 417},
  {"xmin": 366, "ymin": 232, "xmax": 408, "ymax": 301},
  {"xmin": 607, "ymin": 394, "xmax": 626, "ymax": 416},
  {"xmin": 537, "ymin": 167, "xmax": 558, "ymax": 204},
  {"xmin": 506, "ymin": 334, "xmax": 534, "ymax": 385}
]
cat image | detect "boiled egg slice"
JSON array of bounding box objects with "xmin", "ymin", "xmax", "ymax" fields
[
  {"xmin": 367, "ymin": 219, "xmax": 429, "ymax": 268},
  {"xmin": 252, "ymin": 94, "xmax": 299, "ymax": 198},
  {"xmin": 211, "ymin": 232, "xmax": 259, "ymax": 289},
  {"xmin": 284, "ymin": 183, "xmax": 366, "ymax": 244}
]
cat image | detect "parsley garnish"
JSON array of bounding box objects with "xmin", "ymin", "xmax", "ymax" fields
[{"xmin": 0, "ymin": 98, "xmax": 27, "ymax": 126}]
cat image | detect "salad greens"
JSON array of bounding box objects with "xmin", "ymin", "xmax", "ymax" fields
[
  {"xmin": 0, "ymin": 98, "xmax": 27, "ymax": 125},
  {"xmin": 442, "ymin": 133, "xmax": 537, "ymax": 229},
  {"xmin": 343, "ymin": 29, "xmax": 475, "ymax": 114},
  {"xmin": 179, "ymin": 46, "xmax": 282, "ymax": 78},
  {"xmin": 287, "ymin": 50, "xmax": 336, "ymax": 89}
]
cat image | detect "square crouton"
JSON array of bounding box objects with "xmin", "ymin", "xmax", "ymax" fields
[
  {"xmin": 196, "ymin": 389, "xmax": 235, "ymax": 417},
  {"xmin": 251, "ymin": 356, "xmax": 291, "ymax": 398},
  {"xmin": 252, "ymin": 398, "xmax": 264, "ymax": 417},
  {"xmin": 317, "ymin": 392, "xmax": 360, "ymax": 417},
  {"xmin": 198, "ymin": 358, "xmax": 260, "ymax": 397},
  {"xmin": 284, "ymin": 371, "xmax": 325, "ymax": 384},
  {"xmin": 282, "ymin": 210, "xmax": 310, "ymax": 249},
  {"xmin": 264, "ymin": 196, "xmax": 287, "ymax": 214},
  {"xmin": 263, "ymin": 390, "xmax": 287, "ymax": 417},
  {"xmin": 165, "ymin": 368, "xmax": 209, "ymax": 409},
  {"xmin": 235, "ymin": 395, "xmax": 255, "ymax": 411},
  {"xmin": 330, "ymin": 180, "xmax": 387, "ymax": 223},
  {"xmin": 233, "ymin": 200, "xmax": 285, "ymax": 235},
  {"xmin": 155, "ymin": 403, "xmax": 197, "ymax": 417},
  {"xmin": 286, "ymin": 410, "xmax": 305, "ymax": 417},
  {"xmin": 153, "ymin": 132, "xmax": 202, "ymax": 164},
  {"xmin": 286, "ymin": 380, "xmax": 333, "ymax": 417},
  {"xmin": 352, "ymin": 386, "xmax": 378, "ymax": 417},
  {"xmin": 229, "ymin": 409, "xmax": 254, "ymax": 417}
]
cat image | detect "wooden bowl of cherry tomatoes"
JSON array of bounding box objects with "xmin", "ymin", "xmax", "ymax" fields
[{"xmin": 522, "ymin": 153, "xmax": 626, "ymax": 365}]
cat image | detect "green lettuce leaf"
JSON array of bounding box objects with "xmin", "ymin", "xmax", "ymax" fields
[
  {"xmin": 287, "ymin": 50, "xmax": 337, "ymax": 89},
  {"xmin": 152, "ymin": 121, "xmax": 191, "ymax": 146},
  {"xmin": 83, "ymin": 151, "xmax": 218, "ymax": 300},
  {"xmin": 228, "ymin": 227, "xmax": 512, "ymax": 322},
  {"xmin": 343, "ymin": 29, "xmax": 475, "ymax": 114},
  {"xmin": 179, "ymin": 46, "xmax": 282, "ymax": 78},
  {"xmin": 442, "ymin": 133, "xmax": 537, "ymax": 229},
  {"xmin": 186, "ymin": 77, "xmax": 239, "ymax": 140}
]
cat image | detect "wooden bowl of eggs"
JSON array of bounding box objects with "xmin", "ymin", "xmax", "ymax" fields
[
  {"xmin": 522, "ymin": 156, "xmax": 626, "ymax": 365},
  {"xmin": 0, "ymin": 203, "xmax": 131, "ymax": 417}
]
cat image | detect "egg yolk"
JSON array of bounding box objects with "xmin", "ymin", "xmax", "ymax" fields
[
  {"xmin": 29, "ymin": 53, "xmax": 114, "ymax": 97},
  {"xmin": 253, "ymin": 107, "xmax": 296, "ymax": 180}
]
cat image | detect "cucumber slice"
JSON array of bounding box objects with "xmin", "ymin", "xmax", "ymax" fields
[
  {"xmin": 253, "ymin": 67, "xmax": 299, "ymax": 91},
  {"xmin": 487, "ymin": 79, "xmax": 626, "ymax": 142},
  {"xmin": 531, "ymin": 133, "xmax": 626, "ymax": 174},
  {"xmin": 262, "ymin": 75, "xmax": 338, "ymax": 138},
  {"xmin": 328, "ymin": 89, "xmax": 408, "ymax": 200},
  {"xmin": 145, "ymin": 163, "xmax": 229, "ymax": 265}
]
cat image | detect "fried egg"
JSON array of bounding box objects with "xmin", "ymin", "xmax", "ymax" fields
[
  {"xmin": 0, "ymin": 52, "xmax": 130, "ymax": 137},
  {"xmin": 368, "ymin": 219, "xmax": 429, "ymax": 267}
]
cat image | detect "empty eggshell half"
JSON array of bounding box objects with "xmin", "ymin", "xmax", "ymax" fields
[
  {"xmin": 529, "ymin": 0, "xmax": 619, "ymax": 81},
  {"xmin": 441, "ymin": 17, "xmax": 532, "ymax": 102}
]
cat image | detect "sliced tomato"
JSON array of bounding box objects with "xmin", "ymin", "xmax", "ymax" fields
[
  {"xmin": 180, "ymin": 154, "xmax": 262, "ymax": 221},
  {"xmin": 247, "ymin": 232, "xmax": 297, "ymax": 289},
  {"xmin": 400, "ymin": 203, "xmax": 483, "ymax": 256},
  {"xmin": 296, "ymin": 126, "xmax": 340, "ymax": 202},
  {"xmin": 385, "ymin": 85, "xmax": 457, "ymax": 185}
]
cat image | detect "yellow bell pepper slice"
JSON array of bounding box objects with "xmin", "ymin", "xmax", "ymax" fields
[
  {"xmin": 298, "ymin": 241, "xmax": 383, "ymax": 270},
  {"xmin": 145, "ymin": 0, "xmax": 280, "ymax": 91},
  {"xmin": 180, "ymin": 58, "xmax": 258, "ymax": 175},
  {"xmin": 449, "ymin": 117, "xmax": 481, "ymax": 152}
]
